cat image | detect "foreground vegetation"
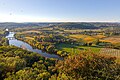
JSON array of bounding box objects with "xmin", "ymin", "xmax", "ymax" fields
[
  {"xmin": 0, "ymin": 46, "xmax": 56, "ymax": 80},
  {"xmin": 54, "ymin": 52, "xmax": 120, "ymax": 80},
  {"xmin": 0, "ymin": 46, "xmax": 120, "ymax": 80}
]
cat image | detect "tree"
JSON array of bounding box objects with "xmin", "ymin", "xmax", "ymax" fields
[
  {"xmin": 46, "ymin": 45, "xmax": 55, "ymax": 53},
  {"xmin": 94, "ymin": 39, "xmax": 100, "ymax": 45},
  {"xmin": 55, "ymin": 52, "xmax": 120, "ymax": 80},
  {"xmin": 88, "ymin": 42, "xmax": 92, "ymax": 46}
]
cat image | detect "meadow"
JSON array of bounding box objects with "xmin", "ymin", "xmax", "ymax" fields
[{"xmin": 56, "ymin": 43, "xmax": 101, "ymax": 55}]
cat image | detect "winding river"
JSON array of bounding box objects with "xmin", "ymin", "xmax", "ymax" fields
[{"xmin": 6, "ymin": 32, "xmax": 63, "ymax": 60}]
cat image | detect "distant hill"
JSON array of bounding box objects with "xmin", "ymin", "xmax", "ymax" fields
[
  {"xmin": 56, "ymin": 23, "xmax": 98, "ymax": 29},
  {"xmin": 92, "ymin": 22, "xmax": 120, "ymax": 28},
  {"xmin": 0, "ymin": 22, "xmax": 120, "ymax": 29},
  {"xmin": 51, "ymin": 22, "xmax": 120, "ymax": 29},
  {"xmin": 0, "ymin": 22, "xmax": 57, "ymax": 28}
]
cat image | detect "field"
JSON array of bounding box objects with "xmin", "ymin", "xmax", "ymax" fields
[
  {"xmin": 57, "ymin": 42, "xmax": 120, "ymax": 57},
  {"xmin": 25, "ymin": 37, "xmax": 34, "ymax": 40},
  {"xmin": 70, "ymin": 34, "xmax": 120, "ymax": 45},
  {"xmin": 56, "ymin": 43, "xmax": 101, "ymax": 55},
  {"xmin": 24, "ymin": 30, "xmax": 41, "ymax": 33},
  {"xmin": 99, "ymin": 48, "xmax": 120, "ymax": 57},
  {"xmin": 69, "ymin": 34, "xmax": 96, "ymax": 42},
  {"xmin": 0, "ymin": 30, "xmax": 4, "ymax": 34},
  {"xmin": 93, "ymin": 35, "xmax": 106, "ymax": 39},
  {"xmin": 64, "ymin": 29, "xmax": 102, "ymax": 33},
  {"xmin": 100, "ymin": 36, "xmax": 120, "ymax": 44}
]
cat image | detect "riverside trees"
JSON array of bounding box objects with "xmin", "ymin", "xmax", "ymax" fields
[{"xmin": 0, "ymin": 46, "xmax": 56, "ymax": 80}]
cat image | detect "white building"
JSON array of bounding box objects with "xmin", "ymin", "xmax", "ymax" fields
[{"xmin": 5, "ymin": 28, "xmax": 9, "ymax": 31}]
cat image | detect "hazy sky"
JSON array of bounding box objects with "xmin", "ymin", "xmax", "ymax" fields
[{"xmin": 0, "ymin": 0, "xmax": 120, "ymax": 22}]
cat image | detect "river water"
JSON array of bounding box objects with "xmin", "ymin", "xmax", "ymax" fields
[{"xmin": 6, "ymin": 32, "xmax": 63, "ymax": 60}]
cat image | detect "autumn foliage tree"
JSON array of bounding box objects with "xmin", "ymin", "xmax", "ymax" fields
[{"xmin": 54, "ymin": 52, "xmax": 120, "ymax": 80}]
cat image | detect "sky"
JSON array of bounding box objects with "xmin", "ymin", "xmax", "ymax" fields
[{"xmin": 0, "ymin": 0, "xmax": 120, "ymax": 22}]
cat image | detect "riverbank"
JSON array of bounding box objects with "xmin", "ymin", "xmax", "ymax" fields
[{"xmin": 6, "ymin": 32, "xmax": 63, "ymax": 60}]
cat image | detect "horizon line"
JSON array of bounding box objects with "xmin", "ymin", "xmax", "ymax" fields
[{"xmin": 0, "ymin": 21, "xmax": 120, "ymax": 23}]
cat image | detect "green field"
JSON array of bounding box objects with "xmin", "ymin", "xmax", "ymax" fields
[
  {"xmin": 56, "ymin": 43, "xmax": 101, "ymax": 55},
  {"xmin": 0, "ymin": 30, "xmax": 4, "ymax": 34}
]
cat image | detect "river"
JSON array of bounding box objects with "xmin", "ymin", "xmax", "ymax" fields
[{"xmin": 6, "ymin": 32, "xmax": 63, "ymax": 60}]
